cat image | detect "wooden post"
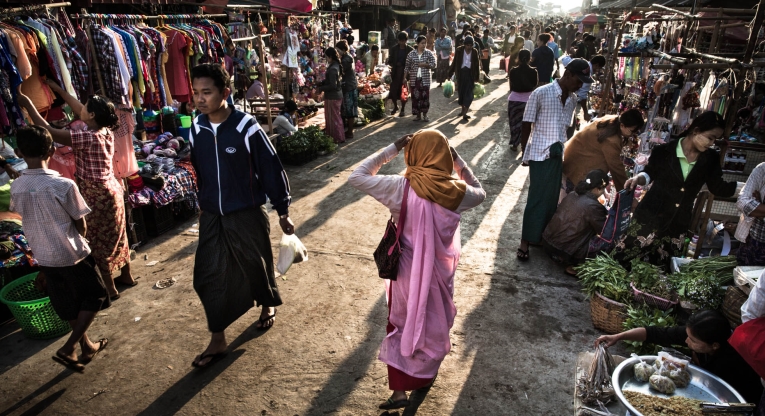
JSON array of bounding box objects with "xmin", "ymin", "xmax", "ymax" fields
[{"xmin": 257, "ymin": 34, "xmax": 274, "ymax": 135}]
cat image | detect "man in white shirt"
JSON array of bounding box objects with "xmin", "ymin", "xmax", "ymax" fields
[{"xmin": 516, "ymin": 59, "xmax": 592, "ymax": 260}]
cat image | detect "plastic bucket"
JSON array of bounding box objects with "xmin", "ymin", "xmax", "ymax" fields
[
  {"xmin": 177, "ymin": 127, "xmax": 190, "ymax": 141},
  {"xmin": 179, "ymin": 116, "xmax": 192, "ymax": 128},
  {"xmin": 0, "ymin": 273, "xmax": 71, "ymax": 339}
]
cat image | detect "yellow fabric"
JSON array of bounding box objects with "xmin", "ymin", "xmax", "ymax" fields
[
  {"xmin": 404, "ymin": 129, "xmax": 467, "ymax": 211},
  {"xmin": 676, "ymin": 138, "xmax": 697, "ymax": 180}
]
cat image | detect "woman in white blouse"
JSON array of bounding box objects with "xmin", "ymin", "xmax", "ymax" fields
[{"xmin": 349, "ymin": 129, "xmax": 485, "ymax": 411}]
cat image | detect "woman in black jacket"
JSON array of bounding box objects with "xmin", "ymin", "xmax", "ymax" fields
[
  {"xmin": 613, "ymin": 111, "xmax": 737, "ymax": 266},
  {"xmin": 507, "ymin": 49, "xmax": 537, "ymax": 151},
  {"xmin": 596, "ymin": 310, "xmax": 763, "ymax": 405},
  {"xmin": 387, "ymin": 32, "xmax": 414, "ymax": 117}
]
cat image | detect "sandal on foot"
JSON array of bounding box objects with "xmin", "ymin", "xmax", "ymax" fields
[
  {"xmin": 516, "ymin": 248, "xmax": 529, "ymax": 261},
  {"xmin": 399, "ymin": 111, "xmax": 406, "ymax": 117},
  {"xmin": 109, "ymin": 294, "xmax": 120, "ymax": 301},
  {"xmin": 391, "ymin": 108, "xmax": 399, "ymax": 115},
  {"xmin": 423, "ymin": 116, "xmax": 430, "ymax": 122},
  {"xmin": 256, "ymin": 309, "xmax": 277, "ymax": 331},
  {"xmin": 52, "ymin": 351, "xmax": 85, "ymax": 373},
  {"xmin": 79, "ymin": 338, "xmax": 108, "ymax": 364},
  {"xmin": 378, "ymin": 397, "xmax": 410, "ymax": 410},
  {"xmin": 564, "ymin": 266, "xmax": 578, "ymax": 277},
  {"xmin": 191, "ymin": 351, "xmax": 228, "ymax": 369}
]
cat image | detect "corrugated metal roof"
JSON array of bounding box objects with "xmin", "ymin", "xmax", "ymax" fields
[{"xmin": 596, "ymin": 0, "xmax": 701, "ymax": 9}]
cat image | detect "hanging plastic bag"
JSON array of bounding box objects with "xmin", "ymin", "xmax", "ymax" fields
[
  {"xmin": 400, "ymin": 83, "xmax": 409, "ymax": 102},
  {"xmin": 473, "ymin": 83, "xmax": 485, "ymax": 98},
  {"xmin": 443, "ymin": 80, "xmax": 454, "ymax": 98},
  {"xmin": 276, "ymin": 233, "xmax": 308, "ymax": 275}
]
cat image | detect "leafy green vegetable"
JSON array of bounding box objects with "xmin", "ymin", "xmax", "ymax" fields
[
  {"xmin": 629, "ymin": 259, "xmax": 673, "ymax": 299},
  {"xmin": 679, "ymin": 256, "xmax": 737, "ymax": 285},
  {"xmin": 667, "ymin": 270, "xmax": 725, "ymax": 310},
  {"xmin": 622, "ymin": 304, "xmax": 677, "ymax": 355},
  {"xmin": 359, "ymin": 99, "xmax": 386, "ymax": 121},
  {"xmin": 575, "ymin": 253, "xmax": 631, "ymax": 304},
  {"xmin": 275, "ymin": 125, "xmax": 336, "ymax": 158}
]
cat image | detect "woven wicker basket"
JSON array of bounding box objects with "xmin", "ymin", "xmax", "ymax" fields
[
  {"xmin": 630, "ymin": 282, "xmax": 678, "ymax": 311},
  {"xmin": 722, "ymin": 285, "xmax": 748, "ymax": 329},
  {"xmin": 590, "ymin": 292, "xmax": 628, "ymax": 334}
]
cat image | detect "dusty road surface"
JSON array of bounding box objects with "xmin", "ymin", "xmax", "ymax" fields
[{"xmin": 0, "ymin": 59, "xmax": 611, "ymax": 416}]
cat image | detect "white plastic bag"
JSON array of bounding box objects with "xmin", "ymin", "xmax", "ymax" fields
[{"xmin": 276, "ymin": 233, "xmax": 308, "ymax": 275}]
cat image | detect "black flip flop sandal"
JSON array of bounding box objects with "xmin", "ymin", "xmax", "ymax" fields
[
  {"xmin": 516, "ymin": 248, "xmax": 529, "ymax": 261},
  {"xmin": 256, "ymin": 309, "xmax": 277, "ymax": 331},
  {"xmin": 191, "ymin": 351, "xmax": 229, "ymax": 369},
  {"xmin": 80, "ymin": 338, "xmax": 108, "ymax": 364},
  {"xmin": 52, "ymin": 352, "xmax": 85, "ymax": 373},
  {"xmin": 378, "ymin": 397, "xmax": 410, "ymax": 410}
]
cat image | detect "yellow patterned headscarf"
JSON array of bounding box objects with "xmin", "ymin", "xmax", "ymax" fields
[{"xmin": 404, "ymin": 129, "xmax": 467, "ymax": 211}]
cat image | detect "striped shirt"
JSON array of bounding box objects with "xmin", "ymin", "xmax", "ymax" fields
[
  {"xmin": 522, "ymin": 81, "xmax": 577, "ymax": 162},
  {"xmin": 738, "ymin": 162, "xmax": 765, "ymax": 242},
  {"xmin": 10, "ymin": 169, "xmax": 91, "ymax": 267}
]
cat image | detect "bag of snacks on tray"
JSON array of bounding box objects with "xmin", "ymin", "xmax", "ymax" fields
[
  {"xmin": 649, "ymin": 374, "xmax": 676, "ymax": 394},
  {"xmin": 633, "ymin": 358, "xmax": 656, "ymax": 382}
]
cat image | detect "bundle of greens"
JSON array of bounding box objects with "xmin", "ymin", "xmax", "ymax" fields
[
  {"xmin": 667, "ymin": 270, "xmax": 725, "ymax": 310},
  {"xmin": 576, "ymin": 254, "xmax": 631, "ymax": 304},
  {"xmin": 276, "ymin": 126, "xmax": 337, "ymax": 158},
  {"xmin": 622, "ymin": 305, "xmax": 676, "ymax": 355},
  {"xmin": 359, "ymin": 99, "xmax": 386, "ymax": 121},
  {"xmin": 679, "ymin": 256, "xmax": 737, "ymax": 285},
  {"xmin": 629, "ymin": 259, "xmax": 673, "ymax": 300}
]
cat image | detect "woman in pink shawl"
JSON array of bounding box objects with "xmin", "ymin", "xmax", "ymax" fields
[{"xmin": 349, "ymin": 129, "xmax": 486, "ymax": 410}]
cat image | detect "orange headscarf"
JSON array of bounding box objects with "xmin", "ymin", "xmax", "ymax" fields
[{"xmin": 404, "ymin": 129, "xmax": 467, "ymax": 211}]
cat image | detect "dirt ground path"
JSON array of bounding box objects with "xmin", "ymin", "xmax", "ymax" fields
[{"xmin": 0, "ymin": 58, "xmax": 609, "ymax": 416}]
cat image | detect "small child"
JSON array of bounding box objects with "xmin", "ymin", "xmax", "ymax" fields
[{"xmin": 10, "ymin": 126, "xmax": 111, "ymax": 372}]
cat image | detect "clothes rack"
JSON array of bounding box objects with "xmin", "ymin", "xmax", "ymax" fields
[{"xmin": 0, "ymin": 2, "xmax": 70, "ymax": 15}]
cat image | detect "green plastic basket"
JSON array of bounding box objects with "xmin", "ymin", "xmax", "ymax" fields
[{"xmin": 0, "ymin": 273, "xmax": 71, "ymax": 339}]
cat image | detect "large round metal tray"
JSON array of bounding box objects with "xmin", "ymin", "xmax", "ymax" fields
[{"xmin": 613, "ymin": 355, "xmax": 746, "ymax": 415}]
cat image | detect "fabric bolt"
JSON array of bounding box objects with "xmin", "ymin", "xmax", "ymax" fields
[
  {"xmin": 42, "ymin": 255, "xmax": 110, "ymax": 321},
  {"xmin": 76, "ymin": 177, "xmax": 129, "ymax": 274},
  {"xmin": 341, "ymin": 89, "xmax": 359, "ymax": 119},
  {"xmin": 410, "ymin": 78, "xmax": 430, "ymax": 116},
  {"xmin": 522, "ymin": 81, "xmax": 577, "ymax": 163},
  {"xmin": 194, "ymin": 207, "xmax": 282, "ymax": 333},
  {"xmin": 9, "ymin": 169, "xmax": 91, "ymax": 268},
  {"xmin": 507, "ymin": 100, "xmax": 526, "ymax": 146},
  {"xmin": 522, "ymin": 146, "xmax": 564, "ymax": 244}
]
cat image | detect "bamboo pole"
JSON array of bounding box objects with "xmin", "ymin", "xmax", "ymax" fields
[
  {"xmin": 2, "ymin": 1, "xmax": 70, "ymax": 14},
  {"xmin": 632, "ymin": 7, "xmax": 755, "ymax": 15},
  {"xmin": 256, "ymin": 34, "xmax": 274, "ymax": 135},
  {"xmin": 681, "ymin": 47, "xmax": 739, "ymax": 64},
  {"xmin": 698, "ymin": 22, "xmax": 748, "ymax": 30},
  {"xmin": 651, "ymin": 63, "xmax": 765, "ymax": 69}
]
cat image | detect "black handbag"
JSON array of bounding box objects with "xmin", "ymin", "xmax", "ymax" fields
[{"xmin": 373, "ymin": 180, "xmax": 410, "ymax": 280}]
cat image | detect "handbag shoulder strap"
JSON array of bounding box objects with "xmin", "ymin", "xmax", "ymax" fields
[{"xmin": 395, "ymin": 180, "xmax": 411, "ymax": 241}]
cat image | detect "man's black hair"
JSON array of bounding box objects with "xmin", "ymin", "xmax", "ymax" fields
[
  {"xmin": 191, "ymin": 63, "xmax": 231, "ymax": 93},
  {"xmin": 17, "ymin": 126, "xmax": 53, "ymax": 159},
  {"xmin": 590, "ymin": 55, "xmax": 606, "ymax": 67}
]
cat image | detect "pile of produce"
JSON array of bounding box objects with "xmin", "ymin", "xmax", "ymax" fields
[
  {"xmin": 359, "ymin": 99, "xmax": 386, "ymax": 121},
  {"xmin": 275, "ymin": 126, "xmax": 336, "ymax": 164},
  {"xmin": 629, "ymin": 259, "xmax": 674, "ymax": 300},
  {"xmin": 576, "ymin": 253, "xmax": 631, "ymax": 304},
  {"xmin": 679, "ymin": 256, "xmax": 737, "ymax": 285},
  {"xmin": 443, "ymin": 80, "xmax": 454, "ymax": 98},
  {"xmin": 623, "ymin": 391, "xmax": 704, "ymax": 416},
  {"xmin": 358, "ymin": 81, "xmax": 386, "ymax": 95},
  {"xmin": 667, "ymin": 270, "xmax": 725, "ymax": 310},
  {"xmin": 576, "ymin": 344, "xmax": 616, "ymax": 405},
  {"xmin": 622, "ymin": 305, "xmax": 676, "ymax": 355}
]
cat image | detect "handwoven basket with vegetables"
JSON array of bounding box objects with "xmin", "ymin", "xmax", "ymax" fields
[
  {"xmin": 630, "ymin": 282, "xmax": 678, "ymax": 311},
  {"xmin": 590, "ymin": 292, "xmax": 628, "ymax": 335}
]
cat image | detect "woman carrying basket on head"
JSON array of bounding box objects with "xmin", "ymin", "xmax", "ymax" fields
[{"xmin": 349, "ymin": 129, "xmax": 485, "ymax": 411}]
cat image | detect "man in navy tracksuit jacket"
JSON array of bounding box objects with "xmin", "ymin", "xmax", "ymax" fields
[{"xmin": 188, "ymin": 63, "xmax": 294, "ymax": 369}]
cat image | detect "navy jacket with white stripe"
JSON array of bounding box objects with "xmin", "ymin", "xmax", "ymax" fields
[{"xmin": 190, "ymin": 110, "xmax": 291, "ymax": 216}]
